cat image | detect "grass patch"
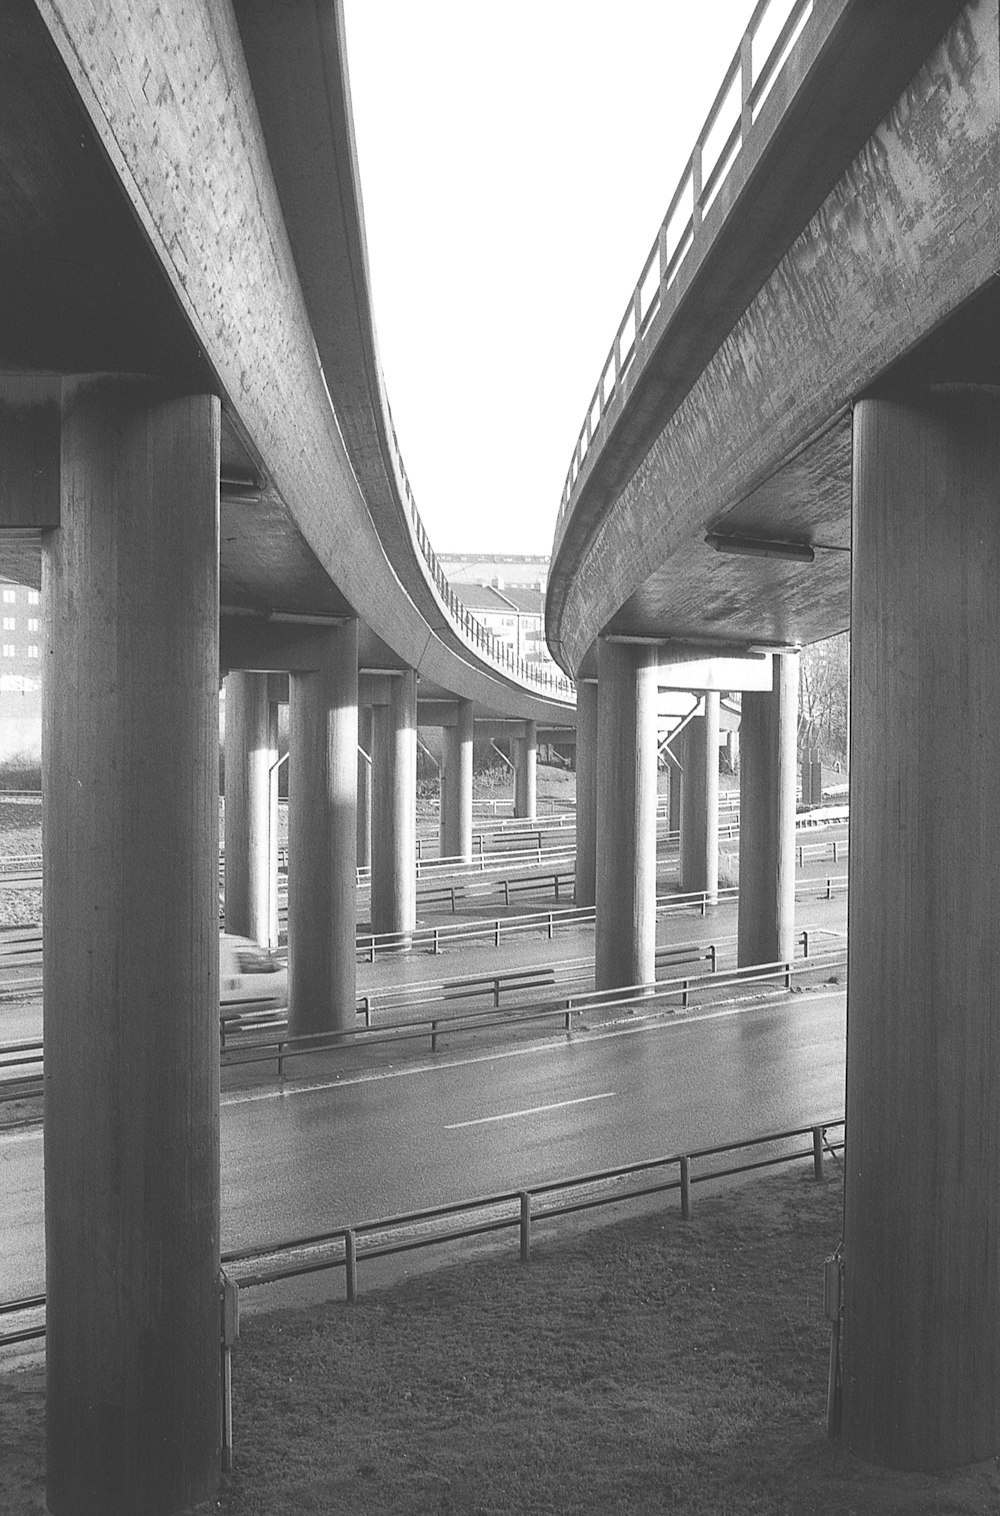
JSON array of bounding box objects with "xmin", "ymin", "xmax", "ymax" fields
[
  {"xmin": 215, "ymin": 1171, "xmax": 995, "ymax": 1515},
  {"xmin": 4, "ymin": 1171, "xmax": 1000, "ymax": 1512}
]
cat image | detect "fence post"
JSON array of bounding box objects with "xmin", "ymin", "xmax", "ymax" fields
[
  {"xmin": 832, "ymin": 840, "xmax": 838, "ymax": 863},
  {"xmin": 813, "ymin": 1126, "xmax": 825, "ymax": 1180},
  {"xmin": 547, "ymin": 912, "xmax": 554, "ymax": 940},
  {"xmin": 709, "ymin": 944, "xmax": 718, "ymax": 972},
  {"xmin": 519, "ymin": 1191, "xmax": 532, "ymax": 1263},
  {"xmin": 494, "ymin": 977, "xmax": 501, "ymax": 1009},
  {"xmin": 826, "ymin": 877, "xmax": 833, "ymax": 901},
  {"xmin": 680, "ymin": 1156, "xmax": 691, "ymax": 1220},
  {"xmin": 495, "ymin": 919, "xmax": 501, "ymax": 948},
  {"xmin": 277, "ymin": 1040, "xmax": 285, "ymax": 1079},
  {"xmin": 503, "ymin": 880, "xmax": 510, "ymax": 907},
  {"xmin": 345, "ymin": 1229, "xmax": 357, "ymax": 1303},
  {"xmin": 450, "ymin": 886, "xmax": 456, "ymax": 914},
  {"xmin": 700, "ymin": 893, "xmax": 707, "ymax": 917},
  {"xmin": 564, "ymin": 998, "xmax": 573, "ymax": 1031},
  {"xmin": 784, "ymin": 960, "xmax": 792, "ymax": 990},
  {"xmin": 433, "ymin": 928, "xmax": 440, "ymax": 955},
  {"xmin": 682, "ymin": 978, "xmax": 689, "ymax": 1009},
  {"xmin": 802, "ymin": 930, "xmax": 810, "ymax": 959},
  {"xmin": 431, "ymin": 1020, "xmax": 438, "ymax": 1054},
  {"xmin": 363, "ymin": 996, "xmax": 372, "ymax": 1029}
]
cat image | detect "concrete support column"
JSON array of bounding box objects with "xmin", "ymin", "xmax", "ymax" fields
[
  {"xmin": 595, "ymin": 640, "xmax": 658, "ymax": 990},
  {"xmin": 371, "ymin": 669, "xmax": 417, "ymax": 938},
  {"xmin": 737, "ymin": 654, "xmax": 798, "ymax": 966},
  {"xmin": 357, "ymin": 705, "xmax": 373, "ymax": 874},
  {"xmin": 679, "ymin": 694, "xmax": 719, "ymax": 901},
  {"xmin": 288, "ymin": 619, "xmax": 358, "ymax": 1037},
  {"xmin": 514, "ymin": 718, "xmax": 537, "ymax": 819},
  {"xmin": 440, "ymin": 698, "xmax": 473, "ymax": 862},
  {"xmin": 43, "ymin": 378, "xmax": 221, "ymax": 1515},
  {"xmin": 224, "ymin": 670, "xmax": 276, "ymax": 945},
  {"xmin": 574, "ymin": 681, "xmax": 598, "ymax": 907},
  {"xmin": 843, "ymin": 388, "xmax": 1000, "ymax": 1470},
  {"xmin": 667, "ymin": 747, "xmax": 682, "ymax": 835}
]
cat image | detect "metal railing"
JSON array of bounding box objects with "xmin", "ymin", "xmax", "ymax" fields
[
  {"xmin": 381, "ymin": 393, "xmax": 575, "ymax": 700},
  {"xmin": 556, "ymin": 0, "xmax": 813, "ymax": 535},
  {"xmin": 0, "ymin": 1115, "xmax": 844, "ymax": 1344}
]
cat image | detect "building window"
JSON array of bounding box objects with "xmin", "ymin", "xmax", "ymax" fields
[
  {"xmin": 2, "ymin": 645, "xmax": 14, "ymax": 658},
  {"xmin": 27, "ymin": 590, "xmax": 39, "ymax": 605},
  {"xmin": 2, "ymin": 591, "xmax": 15, "ymax": 605},
  {"xmin": 27, "ymin": 618, "xmax": 38, "ymax": 632},
  {"xmin": 2, "ymin": 619, "xmax": 14, "ymax": 631},
  {"xmin": 27, "ymin": 646, "xmax": 39, "ymax": 659}
]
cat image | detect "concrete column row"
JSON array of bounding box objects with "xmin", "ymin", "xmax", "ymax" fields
[{"xmin": 580, "ymin": 652, "xmax": 797, "ymax": 989}]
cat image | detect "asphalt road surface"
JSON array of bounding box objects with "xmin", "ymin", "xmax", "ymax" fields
[{"xmin": 1, "ymin": 982, "xmax": 846, "ymax": 1303}]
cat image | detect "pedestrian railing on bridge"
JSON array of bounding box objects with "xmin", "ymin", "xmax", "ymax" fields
[{"xmin": 556, "ymin": 0, "xmax": 814, "ymax": 536}]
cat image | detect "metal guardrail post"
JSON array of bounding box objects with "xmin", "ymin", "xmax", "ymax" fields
[
  {"xmin": 519, "ymin": 1191, "xmax": 532, "ymax": 1263},
  {"xmin": 826, "ymin": 877, "xmax": 833, "ymax": 900},
  {"xmin": 681, "ymin": 978, "xmax": 689, "ymax": 1009},
  {"xmin": 709, "ymin": 944, "xmax": 718, "ymax": 972},
  {"xmin": 345, "ymin": 1229, "xmax": 357, "ymax": 1303},
  {"xmin": 433, "ymin": 928, "xmax": 440, "ymax": 955},
  {"xmin": 220, "ymin": 1270, "xmax": 239, "ymax": 1474},
  {"xmin": 547, "ymin": 912, "xmax": 554, "ymax": 940},
  {"xmin": 564, "ymin": 998, "xmax": 573, "ymax": 1031},
  {"xmin": 493, "ymin": 977, "xmax": 501, "ymax": 1009},
  {"xmin": 431, "ymin": 1020, "xmax": 438, "ymax": 1054},
  {"xmin": 277, "ymin": 1040, "xmax": 285, "ymax": 1079},
  {"xmin": 680, "ymin": 1156, "xmax": 691, "ymax": 1220},
  {"xmin": 802, "ymin": 930, "xmax": 810, "ymax": 958},
  {"xmin": 813, "ymin": 1126, "xmax": 825, "ymax": 1180},
  {"xmin": 494, "ymin": 919, "xmax": 501, "ymax": 948},
  {"xmin": 784, "ymin": 961, "xmax": 792, "ymax": 990}
]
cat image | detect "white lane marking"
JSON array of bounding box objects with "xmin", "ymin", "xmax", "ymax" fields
[{"xmin": 444, "ymin": 1091, "xmax": 615, "ymax": 1131}]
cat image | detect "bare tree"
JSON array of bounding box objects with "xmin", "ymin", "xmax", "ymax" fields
[{"xmin": 799, "ymin": 632, "xmax": 849, "ymax": 764}]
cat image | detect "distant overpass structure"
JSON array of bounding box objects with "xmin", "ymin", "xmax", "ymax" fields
[
  {"xmin": 546, "ymin": 0, "xmax": 998, "ymax": 1479},
  {"xmin": 0, "ymin": 2, "xmax": 580, "ymax": 1512}
]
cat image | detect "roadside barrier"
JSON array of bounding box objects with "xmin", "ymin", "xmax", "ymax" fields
[{"xmin": 0, "ymin": 1116, "xmax": 845, "ymax": 1348}]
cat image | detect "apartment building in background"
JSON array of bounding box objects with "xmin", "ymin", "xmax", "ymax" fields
[
  {"xmin": 0, "ymin": 579, "xmax": 42, "ymax": 765},
  {"xmin": 438, "ymin": 554, "xmax": 558, "ymax": 676}
]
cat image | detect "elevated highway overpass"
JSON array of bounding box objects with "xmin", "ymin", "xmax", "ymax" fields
[
  {"xmin": 545, "ymin": 0, "xmax": 999, "ymax": 1481},
  {"xmin": 0, "ymin": 2, "xmax": 586, "ymax": 1511}
]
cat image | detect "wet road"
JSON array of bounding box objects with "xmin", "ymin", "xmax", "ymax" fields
[{"xmin": 1, "ymin": 983, "xmax": 846, "ymax": 1300}]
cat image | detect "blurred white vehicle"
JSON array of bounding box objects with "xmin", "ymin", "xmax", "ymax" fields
[{"xmin": 219, "ymin": 932, "xmax": 287, "ymax": 1009}]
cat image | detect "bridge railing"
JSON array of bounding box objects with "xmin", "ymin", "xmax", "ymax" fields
[
  {"xmin": 381, "ymin": 400, "xmax": 576, "ymax": 701},
  {"xmin": 556, "ymin": 0, "xmax": 813, "ymax": 537}
]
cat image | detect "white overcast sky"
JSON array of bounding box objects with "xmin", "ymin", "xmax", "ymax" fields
[{"xmin": 342, "ymin": 1, "xmax": 759, "ymax": 557}]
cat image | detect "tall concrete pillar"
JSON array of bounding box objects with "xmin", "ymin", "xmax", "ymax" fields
[
  {"xmin": 43, "ymin": 378, "xmax": 221, "ymax": 1514},
  {"xmin": 574, "ymin": 680, "xmax": 598, "ymax": 907},
  {"xmin": 357, "ymin": 705, "xmax": 373, "ymax": 874},
  {"xmin": 224, "ymin": 670, "xmax": 276, "ymax": 945},
  {"xmin": 667, "ymin": 747, "xmax": 682, "ymax": 835},
  {"xmin": 440, "ymin": 698, "xmax": 473, "ymax": 861},
  {"xmin": 266, "ymin": 694, "xmax": 281, "ymax": 950},
  {"xmin": 843, "ymin": 388, "xmax": 1000, "ymax": 1470},
  {"xmin": 514, "ymin": 718, "xmax": 537, "ymax": 819},
  {"xmin": 595, "ymin": 640, "xmax": 658, "ymax": 990},
  {"xmin": 679, "ymin": 694, "xmax": 719, "ymax": 901},
  {"xmin": 288, "ymin": 619, "xmax": 358, "ymax": 1037},
  {"xmin": 737, "ymin": 654, "xmax": 798, "ymax": 966},
  {"xmin": 371, "ymin": 668, "xmax": 417, "ymax": 938}
]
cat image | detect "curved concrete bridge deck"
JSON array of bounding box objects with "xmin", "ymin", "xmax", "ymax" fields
[
  {"xmin": 0, "ymin": 3, "xmax": 577, "ymax": 1511},
  {"xmin": 545, "ymin": 0, "xmax": 1000, "ymax": 1481}
]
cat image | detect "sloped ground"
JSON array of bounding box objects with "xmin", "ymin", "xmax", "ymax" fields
[{"xmin": 6, "ymin": 1169, "xmax": 997, "ymax": 1515}]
